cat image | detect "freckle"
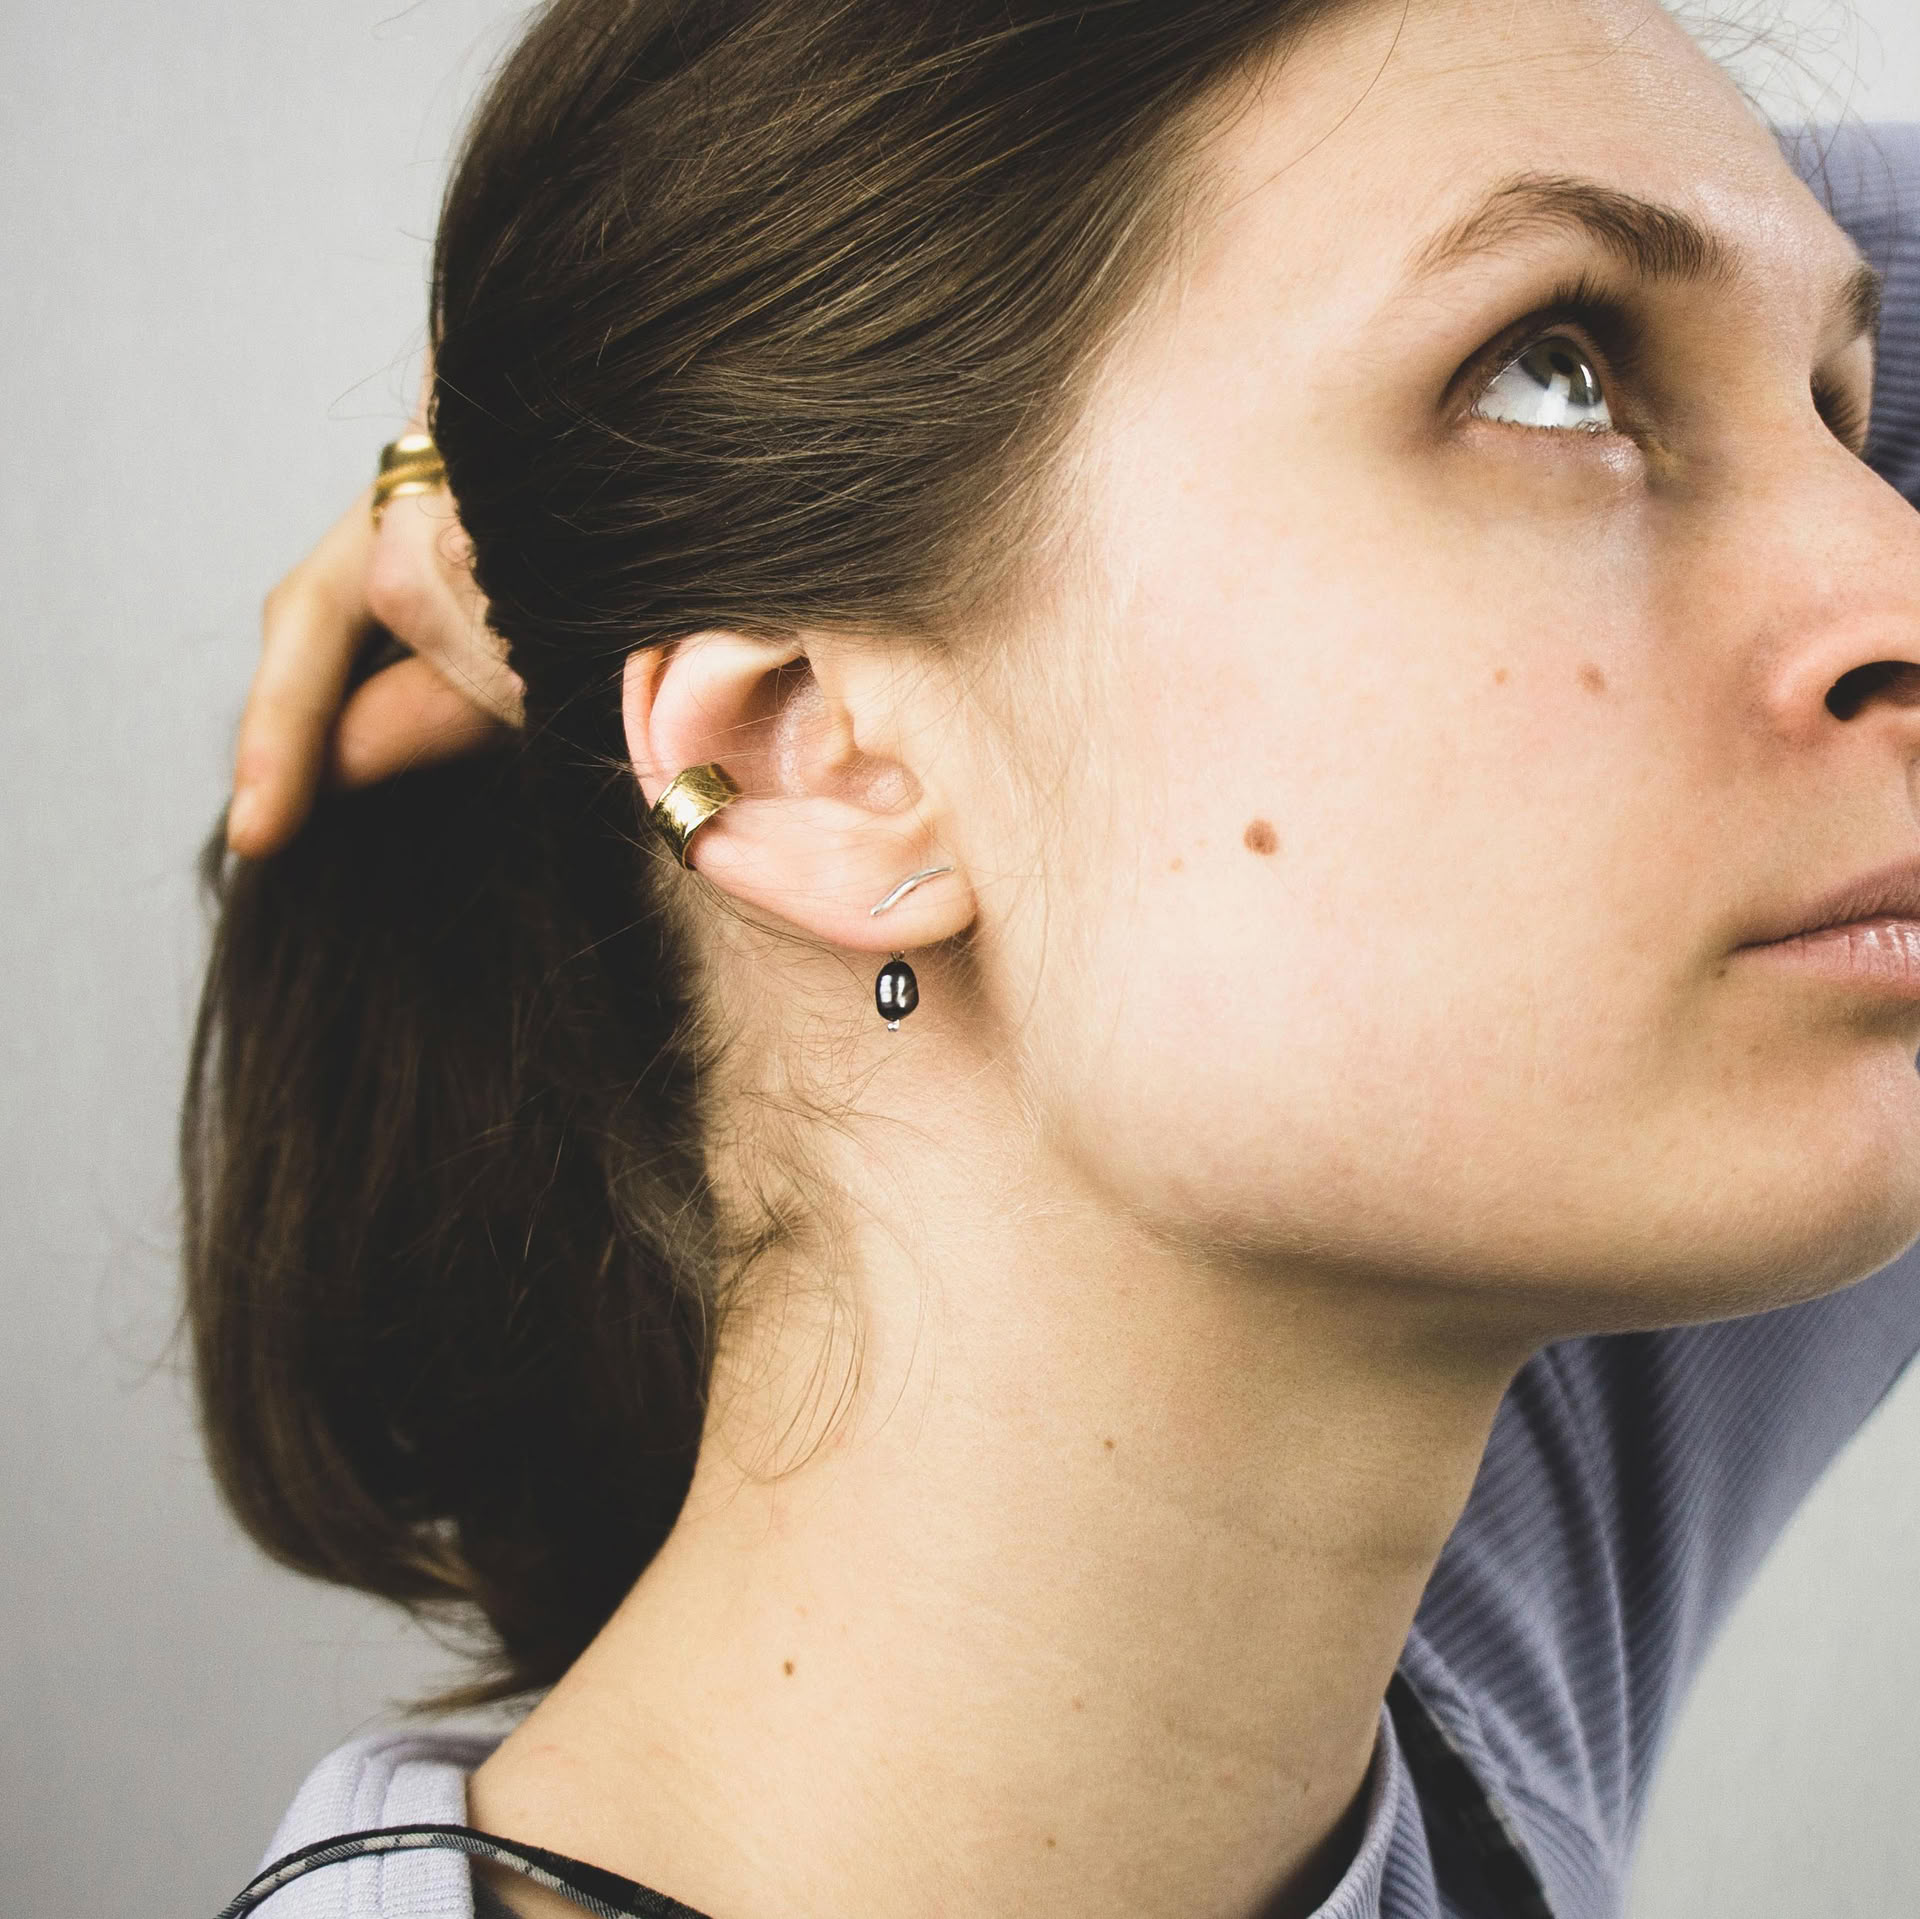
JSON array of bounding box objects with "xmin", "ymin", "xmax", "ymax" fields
[
  {"xmin": 1103, "ymin": 1437, "xmax": 1115, "ymax": 1451},
  {"xmin": 1493, "ymin": 667, "xmax": 1510, "ymax": 686},
  {"xmin": 1168, "ymin": 856, "xmax": 1184, "ymax": 872},
  {"xmin": 1071, "ymin": 1697, "xmax": 1084, "ymax": 1711},
  {"xmin": 1579, "ymin": 663, "xmax": 1607, "ymax": 695},
  {"xmin": 1242, "ymin": 818, "xmax": 1279, "ymax": 856},
  {"xmin": 783, "ymin": 1660, "xmax": 795, "ymax": 1676},
  {"xmin": 1045, "ymin": 1837, "xmax": 1057, "ymax": 1850}
]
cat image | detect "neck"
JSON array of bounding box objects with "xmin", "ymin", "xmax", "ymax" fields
[{"xmin": 471, "ymin": 1109, "xmax": 1532, "ymax": 1919}]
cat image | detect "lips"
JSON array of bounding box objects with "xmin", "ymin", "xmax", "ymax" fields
[{"xmin": 1739, "ymin": 852, "xmax": 1920, "ymax": 949}]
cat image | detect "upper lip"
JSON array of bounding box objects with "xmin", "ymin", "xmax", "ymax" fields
[{"xmin": 1742, "ymin": 852, "xmax": 1920, "ymax": 947}]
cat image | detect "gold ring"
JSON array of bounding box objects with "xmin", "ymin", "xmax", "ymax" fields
[
  {"xmin": 371, "ymin": 432, "xmax": 447, "ymax": 527},
  {"xmin": 649, "ymin": 763, "xmax": 741, "ymax": 868}
]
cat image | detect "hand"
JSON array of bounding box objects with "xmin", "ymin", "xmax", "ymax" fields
[{"xmin": 227, "ymin": 458, "xmax": 522, "ymax": 857}]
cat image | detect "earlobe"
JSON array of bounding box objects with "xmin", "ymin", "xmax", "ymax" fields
[{"xmin": 620, "ymin": 636, "xmax": 976, "ymax": 954}]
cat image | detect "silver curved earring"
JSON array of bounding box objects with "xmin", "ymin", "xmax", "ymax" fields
[
  {"xmin": 868, "ymin": 866, "xmax": 952, "ymax": 1030},
  {"xmin": 868, "ymin": 865, "xmax": 953, "ymax": 918}
]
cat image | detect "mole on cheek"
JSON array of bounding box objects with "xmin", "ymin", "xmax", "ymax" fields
[
  {"xmin": 1493, "ymin": 667, "xmax": 1510, "ymax": 686},
  {"xmin": 1578, "ymin": 664, "xmax": 1607, "ymax": 695},
  {"xmin": 1242, "ymin": 819, "xmax": 1279, "ymax": 856}
]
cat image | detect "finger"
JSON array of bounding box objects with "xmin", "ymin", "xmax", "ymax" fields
[
  {"xmin": 230, "ymin": 490, "xmax": 379, "ymax": 856},
  {"xmin": 365, "ymin": 488, "xmax": 524, "ymax": 727},
  {"xmin": 328, "ymin": 655, "xmax": 513, "ymax": 789}
]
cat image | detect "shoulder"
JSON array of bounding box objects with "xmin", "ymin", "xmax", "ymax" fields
[
  {"xmin": 1787, "ymin": 121, "xmax": 1920, "ymax": 238},
  {"xmin": 244, "ymin": 1725, "xmax": 506, "ymax": 1919},
  {"xmin": 1788, "ymin": 122, "xmax": 1920, "ymax": 505},
  {"xmin": 1407, "ymin": 1244, "xmax": 1920, "ymax": 1913}
]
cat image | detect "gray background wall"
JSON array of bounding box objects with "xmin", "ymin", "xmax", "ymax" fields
[{"xmin": 1, "ymin": 4, "xmax": 1915, "ymax": 1916}]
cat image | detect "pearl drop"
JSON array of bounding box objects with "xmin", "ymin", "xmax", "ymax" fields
[{"xmin": 875, "ymin": 956, "xmax": 919, "ymax": 1030}]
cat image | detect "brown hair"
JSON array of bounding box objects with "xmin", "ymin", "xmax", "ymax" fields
[{"xmin": 184, "ymin": 0, "xmax": 1342, "ymax": 1705}]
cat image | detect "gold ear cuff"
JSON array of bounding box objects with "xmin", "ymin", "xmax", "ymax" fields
[{"xmin": 649, "ymin": 763, "xmax": 741, "ymax": 867}]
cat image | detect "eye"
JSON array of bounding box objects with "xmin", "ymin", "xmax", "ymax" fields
[{"xmin": 1473, "ymin": 335, "xmax": 1615, "ymax": 434}]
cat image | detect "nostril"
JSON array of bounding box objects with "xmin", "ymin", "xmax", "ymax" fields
[{"xmin": 1826, "ymin": 660, "xmax": 1920, "ymax": 720}]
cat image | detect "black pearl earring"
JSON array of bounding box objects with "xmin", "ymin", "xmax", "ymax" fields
[
  {"xmin": 875, "ymin": 954, "xmax": 919, "ymax": 1030},
  {"xmin": 867, "ymin": 863, "xmax": 952, "ymax": 1031}
]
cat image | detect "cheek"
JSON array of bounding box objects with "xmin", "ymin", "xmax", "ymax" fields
[
  {"xmin": 1030, "ymin": 514, "xmax": 1920, "ymax": 1308},
  {"xmin": 1035, "ymin": 564, "xmax": 1607, "ymax": 1231}
]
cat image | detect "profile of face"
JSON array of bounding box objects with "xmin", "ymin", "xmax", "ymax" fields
[
  {"xmin": 635, "ymin": 0, "xmax": 1920, "ymax": 1340},
  {"xmin": 1011, "ymin": 0, "xmax": 1920, "ymax": 1324}
]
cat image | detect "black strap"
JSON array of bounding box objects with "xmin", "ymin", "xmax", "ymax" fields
[
  {"xmin": 215, "ymin": 1823, "xmax": 714, "ymax": 1919},
  {"xmin": 225, "ymin": 1690, "xmax": 1548, "ymax": 1919}
]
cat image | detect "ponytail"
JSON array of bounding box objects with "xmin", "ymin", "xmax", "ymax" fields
[{"xmin": 182, "ymin": 733, "xmax": 709, "ymax": 1701}]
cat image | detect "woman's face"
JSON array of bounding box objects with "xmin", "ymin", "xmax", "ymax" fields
[{"xmin": 974, "ymin": 0, "xmax": 1920, "ymax": 1323}]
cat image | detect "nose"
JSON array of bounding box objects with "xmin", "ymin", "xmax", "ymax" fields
[
  {"xmin": 1826, "ymin": 659, "xmax": 1920, "ymax": 721},
  {"xmin": 1751, "ymin": 438, "xmax": 1920, "ymax": 748}
]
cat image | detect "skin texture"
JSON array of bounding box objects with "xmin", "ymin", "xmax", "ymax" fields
[{"xmin": 252, "ymin": 0, "xmax": 1920, "ymax": 1914}]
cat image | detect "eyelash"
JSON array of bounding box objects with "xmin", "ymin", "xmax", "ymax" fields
[
  {"xmin": 1465, "ymin": 273, "xmax": 1637, "ymax": 435},
  {"xmin": 1467, "ymin": 272, "xmax": 1872, "ymax": 455}
]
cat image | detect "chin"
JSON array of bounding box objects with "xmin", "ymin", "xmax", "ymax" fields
[
  {"xmin": 1622, "ymin": 1082, "xmax": 1920, "ymax": 1328},
  {"xmin": 1416, "ymin": 1048, "xmax": 1920, "ymax": 1337},
  {"xmin": 1516, "ymin": 1213, "xmax": 1920, "ymax": 1344}
]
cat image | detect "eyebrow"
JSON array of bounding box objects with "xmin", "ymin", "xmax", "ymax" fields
[{"xmin": 1408, "ymin": 173, "xmax": 1884, "ymax": 344}]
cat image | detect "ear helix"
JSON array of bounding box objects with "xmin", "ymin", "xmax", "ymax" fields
[
  {"xmin": 648, "ymin": 762, "xmax": 740, "ymax": 867},
  {"xmin": 867, "ymin": 865, "xmax": 952, "ymax": 1030}
]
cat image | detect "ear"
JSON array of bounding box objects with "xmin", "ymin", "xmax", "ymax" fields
[{"xmin": 622, "ymin": 631, "xmax": 975, "ymax": 953}]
